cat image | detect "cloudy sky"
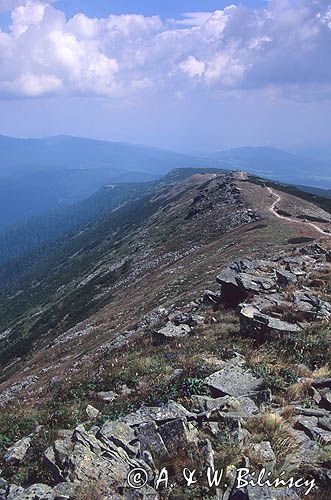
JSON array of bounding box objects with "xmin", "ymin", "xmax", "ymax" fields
[{"xmin": 0, "ymin": 0, "xmax": 330, "ymax": 153}]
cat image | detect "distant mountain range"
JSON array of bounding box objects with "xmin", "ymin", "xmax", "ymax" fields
[
  {"xmin": 0, "ymin": 135, "xmax": 330, "ymax": 231},
  {"xmin": 0, "ymin": 135, "xmax": 217, "ymax": 229},
  {"xmin": 210, "ymin": 146, "xmax": 331, "ymax": 188}
]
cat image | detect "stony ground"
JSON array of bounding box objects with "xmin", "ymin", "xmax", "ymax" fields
[
  {"xmin": 0, "ymin": 243, "xmax": 330, "ymax": 499},
  {"xmin": 0, "ymin": 172, "xmax": 330, "ymax": 499}
]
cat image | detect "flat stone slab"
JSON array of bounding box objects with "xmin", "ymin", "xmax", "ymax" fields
[
  {"xmin": 204, "ymin": 364, "xmax": 265, "ymax": 398},
  {"xmin": 153, "ymin": 322, "xmax": 191, "ymax": 344},
  {"xmin": 122, "ymin": 401, "xmax": 195, "ymax": 426}
]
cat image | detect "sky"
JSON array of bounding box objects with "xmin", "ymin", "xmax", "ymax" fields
[{"xmin": 0, "ymin": 0, "xmax": 330, "ymax": 154}]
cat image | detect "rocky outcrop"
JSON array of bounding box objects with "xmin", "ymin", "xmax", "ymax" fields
[
  {"xmin": 214, "ymin": 245, "xmax": 331, "ymax": 341},
  {"xmin": 1, "ymin": 244, "xmax": 330, "ymax": 498},
  {"xmin": 3, "ymin": 437, "xmax": 31, "ymax": 465}
]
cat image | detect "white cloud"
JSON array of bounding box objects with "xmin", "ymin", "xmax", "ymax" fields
[
  {"xmin": 180, "ymin": 56, "xmax": 205, "ymax": 78},
  {"xmin": 0, "ymin": 72, "xmax": 62, "ymax": 96},
  {"xmin": 0, "ymin": 0, "xmax": 330, "ymax": 100},
  {"xmin": 176, "ymin": 12, "xmax": 213, "ymax": 27},
  {"xmin": 11, "ymin": 0, "xmax": 46, "ymax": 36}
]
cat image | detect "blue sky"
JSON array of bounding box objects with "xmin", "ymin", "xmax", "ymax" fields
[
  {"xmin": 0, "ymin": 0, "xmax": 330, "ymax": 155},
  {"xmin": 55, "ymin": 1, "xmax": 264, "ymax": 19}
]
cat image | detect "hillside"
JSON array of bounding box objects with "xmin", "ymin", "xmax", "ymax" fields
[
  {"xmin": 210, "ymin": 147, "xmax": 331, "ymax": 188},
  {"xmin": 0, "ymin": 171, "xmax": 330, "ymax": 499},
  {"xmin": 0, "ymin": 135, "xmax": 219, "ymax": 229}
]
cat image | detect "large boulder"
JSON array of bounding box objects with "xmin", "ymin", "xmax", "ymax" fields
[
  {"xmin": 204, "ymin": 364, "xmax": 266, "ymax": 400},
  {"xmin": 239, "ymin": 305, "xmax": 301, "ymax": 340},
  {"xmin": 153, "ymin": 322, "xmax": 191, "ymax": 344},
  {"xmin": 216, "ymin": 268, "xmax": 247, "ymax": 305}
]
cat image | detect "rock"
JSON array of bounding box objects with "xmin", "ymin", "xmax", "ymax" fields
[
  {"xmin": 153, "ymin": 322, "xmax": 191, "ymax": 344},
  {"xmin": 86, "ymin": 405, "xmax": 99, "ymax": 419},
  {"xmin": 135, "ymin": 421, "xmax": 169, "ymax": 462},
  {"xmin": 158, "ymin": 418, "xmax": 197, "ymax": 455},
  {"xmin": 231, "ymin": 482, "xmax": 300, "ymax": 499},
  {"xmin": 294, "ymin": 406, "xmax": 329, "ymax": 418},
  {"xmin": 122, "ymin": 400, "xmax": 195, "ymax": 426},
  {"xmin": 191, "ymin": 394, "xmax": 259, "ymax": 416},
  {"xmin": 168, "ymin": 312, "xmax": 201, "ymax": 327},
  {"xmin": 6, "ymin": 484, "xmax": 25, "ymax": 500},
  {"xmin": 295, "ymin": 416, "xmax": 331, "ymax": 445},
  {"xmin": 246, "ymin": 441, "xmax": 276, "ymax": 471},
  {"xmin": 319, "ymin": 391, "xmax": 331, "ymax": 411},
  {"xmin": 319, "ymin": 416, "xmax": 331, "ymax": 432},
  {"xmin": 53, "ymin": 482, "xmax": 77, "ymax": 500},
  {"xmin": 216, "ymin": 268, "xmax": 247, "ymax": 305},
  {"xmin": 9, "ymin": 484, "xmax": 54, "ymax": 500},
  {"xmin": 312, "ymin": 378, "xmax": 331, "ymax": 389},
  {"xmin": 64, "ymin": 426, "xmax": 149, "ymax": 486},
  {"xmin": 191, "ymin": 394, "xmax": 240, "ymax": 413},
  {"xmin": 276, "ymin": 269, "xmax": 298, "ymax": 286},
  {"xmin": 308, "ymin": 386, "xmax": 322, "ymax": 405},
  {"xmin": 204, "ymin": 364, "xmax": 265, "ymax": 399},
  {"xmin": 203, "ymin": 289, "xmax": 222, "ymax": 306},
  {"xmin": 4, "ymin": 436, "xmax": 31, "ymax": 464},
  {"xmin": 236, "ymin": 272, "xmax": 276, "ymax": 295},
  {"xmin": 98, "ymin": 420, "xmax": 136, "ymax": 456},
  {"xmin": 0, "ymin": 375, "xmax": 38, "ymax": 407},
  {"xmin": 0, "ymin": 479, "xmax": 8, "ymax": 498},
  {"xmin": 293, "ymin": 429, "xmax": 322, "ymax": 464},
  {"xmin": 97, "ymin": 391, "xmax": 118, "ymax": 403},
  {"xmin": 239, "ymin": 305, "xmax": 301, "ymax": 340}
]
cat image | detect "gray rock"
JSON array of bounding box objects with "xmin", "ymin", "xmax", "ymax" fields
[
  {"xmin": 294, "ymin": 406, "xmax": 329, "ymax": 418},
  {"xmin": 53, "ymin": 482, "xmax": 78, "ymax": 500},
  {"xmin": 153, "ymin": 322, "xmax": 191, "ymax": 344},
  {"xmin": 0, "ymin": 479, "xmax": 8, "ymax": 497},
  {"xmin": 246, "ymin": 441, "xmax": 276, "ymax": 471},
  {"xmin": 295, "ymin": 416, "xmax": 331, "ymax": 445},
  {"xmin": 97, "ymin": 391, "xmax": 118, "ymax": 403},
  {"xmin": 216, "ymin": 268, "xmax": 247, "ymax": 305},
  {"xmin": 135, "ymin": 421, "xmax": 169, "ymax": 462},
  {"xmin": 319, "ymin": 390, "xmax": 331, "ymax": 411},
  {"xmin": 236, "ymin": 272, "xmax": 276, "ymax": 294},
  {"xmin": 318, "ymin": 416, "xmax": 331, "ymax": 432},
  {"xmin": 276, "ymin": 269, "xmax": 298, "ymax": 286},
  {"xmin": 85, "ymin": 405, "xmax": 99, "ymax": 419},
  {"xmin": 4, "ymin": 436, "xmax": 31, "ymax": 464},
  {"xmin": 192, "ymin": 394, "xmax": 259, "ymax": 416},
  {"xmin": 203, "ymin": 289, "xmax": 222, "ymax": 306},
  {"xmin": 10, "ymin": 484, "xmax": 54, "ymax": 500},
  {"xmin": 158, "ymin": 418, "xmax": 197, "ymax": 455},
  {"xmin": 239, "ymin": 305, "xmax": 301, "ymax": 340},
  {"xmin": 122, "ymin": 400, "xmax": 194, "ymax": 426},
  {"xmin": 204, "ymin": 364, "xmax": 265, "ymax": 398},
  {"xmin": 191, "ymin": 394, "xmax": 239, "ymax": 413},
  {"xmin": 98, "ymin": 421, "xmax": 137, "ymax": 456},
  {"xmin": 7, "ymin": 484, "xmax": 25, "ymax": 500}
]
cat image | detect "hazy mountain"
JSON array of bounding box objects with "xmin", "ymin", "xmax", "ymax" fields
[
  {"xmin": 295, "ymin": 185, "xmax": 331, "ymax": 199},
  {"xmin": 210, "ymin": 146, "xmax": 331, "ymax": 188},
  {"xmin": 0, "ymin": 135, "xmax": 218, "ymax": 229}
]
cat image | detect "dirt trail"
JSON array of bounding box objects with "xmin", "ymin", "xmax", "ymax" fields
[{"xmin": 267, "ymin": 187, "xmax": 330, "ymax": 236}]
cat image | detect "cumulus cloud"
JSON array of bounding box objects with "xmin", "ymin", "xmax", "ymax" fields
[{"xmin": 0, "ymin": 0, "xmax": 330, "ymax": 99}]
